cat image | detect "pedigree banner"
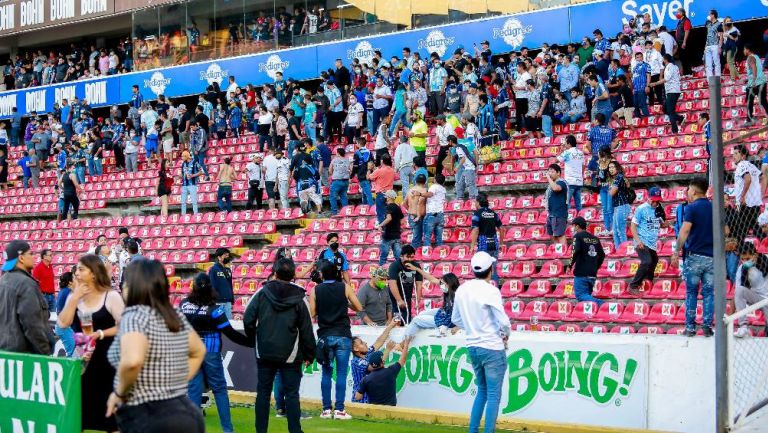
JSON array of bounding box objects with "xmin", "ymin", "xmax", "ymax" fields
[
  {"xmin": 0, "ymin": 350, "xmax": 81, "ymax": 433},
  {"xmin": 223, "ymin": 328, "xmax": 649, "ymax": 429}
]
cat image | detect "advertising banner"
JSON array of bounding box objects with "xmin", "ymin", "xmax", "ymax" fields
[
  {"xmin": 222, "ymin": 328, "xmax": 649, "ymax": 429},
  {"xmin": 0, "ymin": 350, "xmax": 82, "ymax": 433},
  {"xmin": 0, "ymin": 0, "xmax": 115, "ymax": 36}
]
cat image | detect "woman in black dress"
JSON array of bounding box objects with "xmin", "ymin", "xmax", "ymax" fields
[
  {"xmin": 57, "ymin": 254, "xmax": 124, "ymax": 433},
  {"xmin": 157, "ymin": 158, "xmax": 172, "ymax": 218}
]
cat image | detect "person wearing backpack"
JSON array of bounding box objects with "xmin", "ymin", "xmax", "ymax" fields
[
  {"xmin": 352, "ymin": 137, "xmax": 374, "ymax": 206},
  {"xmin": 608, "ymin": 160, "xmax": 633, "ymax": 248},
  {"xmin": 244, "ymin": 258, "xmax": 316, "ymax": 433}
]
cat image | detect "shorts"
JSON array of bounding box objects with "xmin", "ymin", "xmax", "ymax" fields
[
  {"xmin": 546, "ymin": 216, "xmax": 567, "ymax": 237},
  {"xmin": 265, "ymin": 181, "xmax": 277, "ymax": 199},
  {"xmin": 299, "ymin": 187, "xmax": 322, "ymax": 207},
  {"xmin": 179, "ymin": 131, "xmax": 190, "ymax": 144},
  {"xmin": 162, "ymin": 138, "xmax": 174, "ymax": 154},
  {"xmin": 145, "ymin": 142, "xmax": 158, "ymax": 158}
]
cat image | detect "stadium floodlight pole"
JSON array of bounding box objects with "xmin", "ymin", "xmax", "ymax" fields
[{"xmin": 707, "ymin": 75, "xmax": 728, "ymax": 433}]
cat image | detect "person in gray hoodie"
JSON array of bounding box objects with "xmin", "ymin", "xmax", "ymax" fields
[
  {"xmin": 244, "ymin": 257, "xmax": 316, "ymax": 433},
  {"xmin": 0, "ymin": 240, "xmax": 53, "ymax": 354}
]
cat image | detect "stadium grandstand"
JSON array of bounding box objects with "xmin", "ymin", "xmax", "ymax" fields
[{"xmin": 0, "ymin": 0, "xmax": 767, "ymax": 433}]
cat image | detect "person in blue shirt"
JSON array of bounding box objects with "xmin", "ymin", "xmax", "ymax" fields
[
  {"xmin": 60, "ymin": 100, "xmax": 72, "ymax": 141},
  {"xmin": 228, "ymin": 102, "xmax": 242, "ymax": 138},
  {"xmin": 629, "ymin": 187, "xmax": 668, "ymax": 296},
  {"xmin": 631, "ymin": 52, "xmax": 651, "ymax": 117},
  {"xmin": 491, "ymin": 79, "xmax": 510, "ymax": 140},
  {"xmin": 208, "ymin": 247, "xmax": 236, "ymax": 320},
  {"xmin": 413, "ymin": 157, "xmax": 429, "ymax": 186},
  {"xmin": 672, "ymin": 177, "xmax": 714, "ymax": 337},
  {"xmin": 351, "ymin": 321, "xmax": 397, "ymax": 403},
  {"xmin": 17, "ymin": 151, "xmax": 32, "ymax": 188},
  {"xmin": 10, "ymin": 107, "xmax": 21, "ymax": 147},
  {"xmin": 130, "ymin": 84, "xmax": 144, "ymax": 109},
  {"xmin": 476, "ymin": 94, "xmax": 495, "ymax": 146}
]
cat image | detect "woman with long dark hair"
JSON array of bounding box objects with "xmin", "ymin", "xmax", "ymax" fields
[
  {"xmin": 157, "ymin": 158, "xmax": 172, "ymax": 218},
  {"xmin": 734, "ymin": 242, "xmax": 768, "ymax": 338},
  {"xmin": 181, "ymin": 273, "xmax": 253, "ymax": 433},
  {"xmin": 58, "ymin": 255, "xmax": 125, "ymax": 433},
  {"xmin": 106, "ymin": 259, "xmax": 206, "ymax": 433},
  {"xmin": 402, "ymin": 270, "xmax": 460, "ymax": 337}
]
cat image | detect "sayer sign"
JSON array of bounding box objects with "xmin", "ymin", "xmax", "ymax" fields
[{"xmin": 0, "ymin": 351, "xmax": 81, "ymax": 433}]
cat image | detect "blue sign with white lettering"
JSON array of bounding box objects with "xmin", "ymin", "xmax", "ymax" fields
[{"xmin": 0, "ymin": 0, "xmax": 765, "ymax": 119}]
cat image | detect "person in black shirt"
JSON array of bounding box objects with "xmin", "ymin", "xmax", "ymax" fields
[
  {"xmin": 309, "ymin": 262, "xmax": 363, "ymax": 419},
  {"xmin": 195, "ymin": 105, "xmax": 210, "ymax": 136},
  {"xmin": 378, "ymin": 190, "xmax": 404, "ymax": 265},
  {"xmin": 568, "ymin": 217, "xmax": 606, "ymax": 306},
  {"xmin": 471, "ymin": 193, "xmax": 503, "ymax": 283},
  {"xmin": 208, "ymin": 247, "xmax": 235, "ymax": 319},
  {"xmin": 334, "ymin": 59, "xmax": 351, "ymax": 94},
  {"xmin": 354, "ymin": 338, "xmax": 412, "ymax": 406},
  {"xmin": 387, "ymin": 244, "xmax": 423, "ymax": 323},
  {"xmin": 181, "ymin": 273, "xmax": 252, "ymax": 433}
]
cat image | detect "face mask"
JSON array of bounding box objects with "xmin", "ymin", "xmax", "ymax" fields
[
  {"xmin": 675, "ymin": 12, "xmax": 683, "ymax": 19},
  {"xmin": 374, "ymin": 280, "xmax": 387, "ymax": 290},
  {"xmin": 743, "ymin": 260, "xmax": 754, "ymax": 269},
  {"xmin": 330, "ymin": 242, "xmax": 339, "ymax": 251},
  {"xmin": 440, "ymin": 282, "xmax": 449, "ymax": 293},
  {"xmin": 223, "ymin": 256, "xmax": 233, "ymax": 264}
]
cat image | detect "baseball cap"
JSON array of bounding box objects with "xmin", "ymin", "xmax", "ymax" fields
[
  {"xmin": 385, "ymin": 190, "xmax": 397, "ymax": 200},
  {"xmin": 471, "ymin": 251, "xmax": 496, "ymax": 273},
  {"xmin": 593, "ymin": 49, "xmax": 603, "ymax": 56},
  {"xmin": 571, "ymin": 216, "xmax": 588, "ymax": 230},
  {"xmin": 758, "ymin": 211, "xmax": 768, "ymax": 227},
  {"xmin": 366, "ymin": 350, "xmax": 384, "ymax": 368},
  {"xmin": 2, "ymin": 240, "xmax": 31, "ymax": 272},
  {"xmin": 648, "ymin": 186, "xmax": 663, "ymax": 202},
  {"xmin": 371, "ymin": 266, "xmax": 388, "ymax": 280},
  {"xmin": 481, "ymin": 40, "xmax": 490, "ymax": 45},
  {"xmin": 251, "ymin": 153, "xmax": 263, "ymax": 160}
]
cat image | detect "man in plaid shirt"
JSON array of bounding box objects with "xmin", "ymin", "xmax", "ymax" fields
[
  {"xmin": 632, "ymin": 52, "xmax": 651, "ymax": 118},
  {"xmin": 350, "ymin": 321, "xmax": 397, "ymax": 403}
]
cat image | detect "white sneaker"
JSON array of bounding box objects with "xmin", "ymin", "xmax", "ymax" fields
[
  {"xmin": 734, "ymin": 327, "xmax": 751, "ymax": 338},
  {"xmin": 334, "ymin": 410, "xmax": 353, "ymax": 420},
  {"xmin": 320, "ymin": 409, "xmax": 333, "ymax": 419}
]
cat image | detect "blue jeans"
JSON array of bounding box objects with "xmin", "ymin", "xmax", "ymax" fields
[
  {"xmin": 188, "ymin": 352, "xmax": 234, "ymax": 433},
  {"xmin": 217, "ymin": 185, "xmax": 233, "ymax": 212},
  {"xmin": 495, "ymin": 112, "xmax": 508, "ymax": 140},
  {"xmin": 305, "ymin": 123, "xmax": 317, "ymax": 144},
  {"xmin": 10, "ymin": 126, "xmax": 18, "ymax": 146},
  {"xmin": 359, "ymin": 180, "xmax": 373, "ymax": 206},
  {"xmin": 567, "ymin": 185, "xmax": 582, "ymax": 211},
  {"xmin": 399, "ymin": 166, "xmax": 414, "ymax": 199},
  {"xmin": 423, "ymin": 212, "xmax": 445, "ymax": 247},
  {"xmin": 573, "ymin": 276, "xmax": 604, "ymax": 306},
  {"xmin": 379, "ymin": 239, "xmax": 402, "ymax": 265},
  {"xmin": 86, "ymin": 156, "xmax": 96, "ymax": 176},
  {"xmin": 600, "ymin": 186, "xmax": 613, "ymax": 231},
  {"xmin": 408, "ymin": 215, "xmax": 424, "ymax": 248},
  {"xmin": 55, "ymin": 325, "xmax": 75, "ymax": 357},
  {"xmin": 541, "ymin": 115, "xmax": 553, "ymax": 137},
  {"xmin": 366, "ymin": 110, "xmax": 374, "ymax": 133},
  {"xmin": 468, "ymin": 347, "xmax": 507, "ymax": 433},
  {"xmin": 181, "ymin": 184, "xmax": 199, "ymax": 215},
  {"xmin": 329, "ymin": 180, "xmax": 349, "ymax": 215},
  {"xmin": 92, "ymin": 158, "xmax": 103, "ymax": 176},
  {"xmin": 320, "ymin": 336, "xmax": 352, "ymax": 411},
  {"xmin": 684, "ymin": 254, "xmax": 714, "ymax": 330},
  {"xmin": 561, "ymin": 113, "xmax": 583, "ymax": 124},
  {"xmin": 389, "ymin": 110, "xmax": 411, "ymax": 136},
  {"xmin": 287, "ymin": 140, "xmax": 300, "ymax": 158},
  {"xmin": 633, "ymin": 90, "xmax": 649, "ymax": 117},
  {"xmin": 43, "ymin": 293, "xmax": 55, "ymax": 315},
  {"xmin": 74, "ymin": 166, "xmax": 86, "ymax": 184},
  {"xmin": 612, "ymin": 204, "xmax": 630, "ymax": 248},
  {"xmin": 195, "ymin": 151, "xmax": 209, "ymax": 177},
  {"xmin": 375, "ymin": 192, "xmax": 387, "ymax": 224}
]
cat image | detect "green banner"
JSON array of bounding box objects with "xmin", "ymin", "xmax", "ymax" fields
[{"xmin": 0, "ymin": 351, "xmax": 81, "ymax": 433}]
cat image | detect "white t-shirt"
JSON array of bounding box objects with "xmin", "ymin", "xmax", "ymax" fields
[
  {"xmin": 346, "ymin": 102, "xmax": 364, "ymax": 127},
  {"xmin": 436, "ymin": 123, "xmax": 455, "ymax": 147},
  {"xmin": 372, "ymin": 85, "xmax": 392, "ymax": 110},
  {"xmin": 733, "ymin": 160, "xmax": 762, "ymax": 208},
  {"xmin": 375, "ymin": 124, "xmax": 388, "ymax": 150},
  {"xmin": 658, "ymin": 32, "xmax": 676, "ymax": 56},
  {"xmin": 557, "ymin": 147, "xmax": 585, "ymax": 186},
  {"xmin": 514, "ymin": 72, "xmax": 532, "ymax": 99},
  {"xmin": 245, "ymin": 162, "xmax": 263, "ymax": 182},
  {"xmin": 275, "ymin": 157, "xmax": 291, "ymax": 182},
  {"xmin": 663, "ymin": 63, "xmax": 681, "ymax": 94},
  {"xmin": 426, "ymin": 183, "xmax": 447, "ymax": 214},
  {"xmin": 451, "ymin": 278, "xmax": 510, "ymax": 351},
  {"xmin": 262, "ymin": 155, "xmax": 278, "ymax": 181},
  {"xmin": 258, "ymin": 112, "xmax": 273, "ymax": 125},
  {"xmin": 456, "ymin": 146, "xmax": 475, "ymax": 171}
]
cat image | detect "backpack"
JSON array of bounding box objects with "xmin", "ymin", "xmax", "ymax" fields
[
  {"xmin": 310, "ymin": 249, "xmax": 344, "ymax": 284},
  {"xmin": 624, "ymin": 177, "xmax": 637, "ymax": 204},
  {"xmin": 457, "ymin": 142, "xmax": 477, "ymax": 167}
]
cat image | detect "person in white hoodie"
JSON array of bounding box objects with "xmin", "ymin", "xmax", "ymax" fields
[
  {"xmin": 451, "ymin": 251, "xmax": 510, "ymax": 433},
  {"xmin": 393, "ymin": 136, "xmax": 417, "ymax": 198},
  {"xmin": 734, "ymin": 241, "xmax": 768, "ymax": 338}
]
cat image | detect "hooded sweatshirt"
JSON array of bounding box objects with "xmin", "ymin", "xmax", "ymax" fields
[{"xmin": 243, "ymin": 279, "xmax": 316, "ymax": 364}]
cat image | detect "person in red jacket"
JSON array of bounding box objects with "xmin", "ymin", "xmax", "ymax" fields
[{"xmin": 31, "ymin": 249, "xmax": 55, "ymax": 315}]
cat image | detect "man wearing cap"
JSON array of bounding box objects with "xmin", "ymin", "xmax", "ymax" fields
[
  {"xmin": 209, "ymin": 247, "xmax": 235, "ymax": 320},
  {"xmin": 357, "ymin": 266, "xmax": 394, "ymax": 326},
  {"xmin": 0, "ymin": 240, "xmax": 53, "ymax": 354},
  {"xmin": 451, "ymin": 251, "xmax": 510, "ymax": 433},
  {"xmin": 629, "ymin": 186, "xmax": 668, "ymax": 296},
  {"xmin": 568, "ymin": 217, "xmax": 606, "ymax": 305},
  {"xmin": 180, "ymin": 150, "xmax": 202, "ymax": 215},
  {"xmin": 474, "ymin": 40, "xmax": 492, "ymax": 62},
  {"xmin": 354, "ymin": 337, "xmax": 412, "ymax": 406}
]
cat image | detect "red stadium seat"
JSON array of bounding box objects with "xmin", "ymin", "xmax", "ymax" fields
[
  {"xmin": 565, "ymin": 301, "xmax": 599, "ymax": 322},
  {"xmin": 610, "ymin": 325, "xmax": 636, "ymax": 334},
  {"xmin": 557, "ymin": 324, "xmax": 582, "ymax": 333},
  {"xmin": 517, "ymin": 300, "xmax": 548, "ymax": 321},
  {"xmin": 593, "ymin": 302, "xmax": 625, "ymax": 323},
  {"xmin": 583, "ymin": 324, "xmax": 609, "ymax": 333},
  {"xmin": 547, "ymin": 280, "xmax": 576, "ymax": 298},
  {"xmin": 501, "ymin": 280, "xmax": 525, "ymax": 297},
  {"xmin": 505, "ymin": 300, "xmax": 526, "ymax": 321},
  {"xmin": 519, "ymin": 279, "xmax": 552, "ymax": 298},
  {"xmin": 646, "ymin": 279, "xmax": 679, "ymax": 299},
  {"xmin": 616, "ymin": 301, "xmax": 650, "ymax": 323},
  {"xmin": 544, "ymin": 300, "xmax": 573, "ymax": 321},
  {"xmin": 640, "ymin": 302, "xmax": 678, "ymax": 324},
  {"xmin": 638, "ymin": 326, "xmax": 665, "ymax": 334},
  {"xmin": 533, "ymin": 260, "xmax": 564, "ymax": 278}
]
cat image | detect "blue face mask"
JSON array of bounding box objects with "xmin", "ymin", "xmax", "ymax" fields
[{"xmin": 743, "ymin": 260, "xmax": 754, "ymax": 269}]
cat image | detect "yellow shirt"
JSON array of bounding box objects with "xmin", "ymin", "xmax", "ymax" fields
[{"xmin": 410, "ymin": 120, "xmax": 428, "ymax": 152}]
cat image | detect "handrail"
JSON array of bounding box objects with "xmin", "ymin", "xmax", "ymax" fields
[{"xmin": 724, "ymin": 296, "xmax": 768, "ymax": 324}]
